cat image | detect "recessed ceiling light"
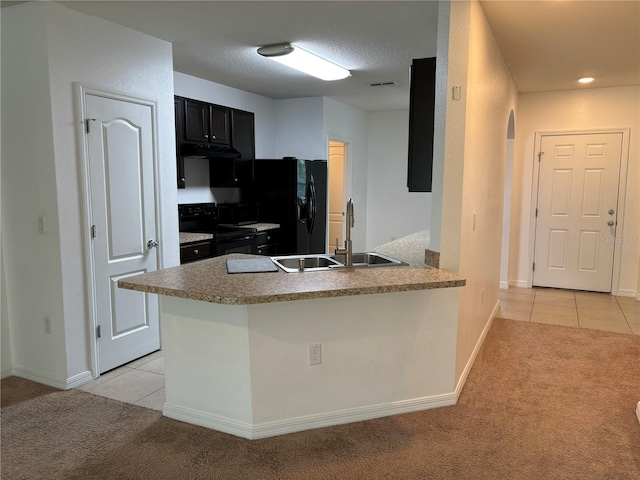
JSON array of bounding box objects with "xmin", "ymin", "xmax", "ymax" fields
[
  {"xmin": 578, "ymin": 77, "xmax": 595, "ymax": 84},
  {"xmin": 257, "ymin": 43, "xmax": 351, "ymax": 81}
]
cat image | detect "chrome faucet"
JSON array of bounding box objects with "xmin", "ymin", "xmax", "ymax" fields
[{"xmin": 335, "ymin": 198, "xmax": 355, "ymax": 266}]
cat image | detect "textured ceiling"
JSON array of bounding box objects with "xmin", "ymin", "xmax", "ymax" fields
[
  {"xmin": 480, "ymin": 0, "xmax": 640, "ymax": 93},
  {"xmin": 56, "ymin": 1, "xmax": 440, "ymax": 111},
  {"xmin": 9, "ymin": 1, "xmax": 639, "ymax": 110}
]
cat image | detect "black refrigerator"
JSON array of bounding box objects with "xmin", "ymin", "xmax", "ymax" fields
[{"xmin": 252, "ymin": 158, "xmax": 327, "ymax": 255}]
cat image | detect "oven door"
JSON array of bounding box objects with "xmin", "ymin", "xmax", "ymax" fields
[{"xmin": 215, "ymin": 233, "xmax": 255, "ymax": 256}]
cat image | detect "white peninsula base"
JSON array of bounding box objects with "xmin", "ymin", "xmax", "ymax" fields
[{"xmin": 161, "ymin": 288, "xmax": 459, "ymax": 439}]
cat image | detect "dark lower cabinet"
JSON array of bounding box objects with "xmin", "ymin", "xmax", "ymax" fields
[
  {"xmin": 180, "ymin": 240, "xmax": 213, "ymax": 264},
  {"xmin": 255, "ymin": 230, "xmax": 278, "ymax": 256},
  {"xmin": 407, "ymin": 57, "xmax": 436, "ymax": 192}
]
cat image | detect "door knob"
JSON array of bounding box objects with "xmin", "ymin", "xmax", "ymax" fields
[
  {"xmin": 608, "ymin": 209, "xmax": 615, "ymax": 215},
  {"xmin": 607, "ymin": 221, "xmax": 615, "ymax": 227},
  {"xmin": 147, "ymin": 239, "xmax": 159, "ymax": 248}
]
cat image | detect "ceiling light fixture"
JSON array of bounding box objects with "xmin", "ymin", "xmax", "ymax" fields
[
  {"xmin": 257, "ymin": 43, "xmax": 350, "ymax": 81},
  {"xmin": 578, "ymin": 77, "xmax": 595, "ymax": 84}
]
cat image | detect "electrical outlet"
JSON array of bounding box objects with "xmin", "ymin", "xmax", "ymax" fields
[
  {"xmin": 44, "ymin": 315, "xmax": 51, "ymax": 334},
  {"xmin": 309, "ymin": 343, "xmax": 322, "ymax": 365},
  {"xmin": 38, "ymin": 215, "xmax": 46, "ymax": 234}
]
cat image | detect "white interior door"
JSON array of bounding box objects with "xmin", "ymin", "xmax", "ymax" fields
[
  {"xmin": 84, "ymin": 92, "xmax": 160, "ymax": 373},
  {"xmin": 329, "ymin": 140, "xmax": 346, "ymax": 252},
  {"xmin": 533, "ymin": 133, "xmax": 622, "ymax": 292}
]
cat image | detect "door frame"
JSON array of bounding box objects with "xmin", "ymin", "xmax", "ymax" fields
[
  {"xmin": 74, "ymin": 83, "xmax": 163, "ymax": 378},
  {"xmin": 528, "ymin": 128, "xmax": 630, "ymax": 294}
]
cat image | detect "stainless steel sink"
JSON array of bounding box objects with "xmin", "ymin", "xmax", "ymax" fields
[
  {"xmin": 331, "ymin": 252, "xmax": 408, "ymax": 267},
  {"xmin": 271, "ymin": 252, "xmax": 407, "ymax": 272},
  {"xmin": 270, "ymin": 254, "xmax": 342, "ymax": 273}
]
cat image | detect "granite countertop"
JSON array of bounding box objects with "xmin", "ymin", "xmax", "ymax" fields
[
  {"xmin": 179, "ymin": 232, "xmax": 214, "ymax": 245},
  {"xmin": 119, "ymin": 230, "xmax": 465, "ymax": 305},
  {"xmin": 374, "ymin": 230, "xmax": 431, "ymax": 267},
  {"xmin": 179, "ymin": 224, "xmax": 279, "ymax": 245},
  {"xmin": 239, "ymin": 223, "xmax": 280, "ymax": 232}
]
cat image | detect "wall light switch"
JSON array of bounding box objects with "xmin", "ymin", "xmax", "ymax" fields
[
  {"xmin": 452, "ymin": 86, "xmax": 462, "ymax": 101},
  {"xmin": 38, "ymin": 215, "xmax": 46, "ymax": 234}
]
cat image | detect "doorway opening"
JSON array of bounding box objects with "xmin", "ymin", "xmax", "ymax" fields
[{"xmin": 328, "ymin": 139, "xmax": 349, "ymax": 254}]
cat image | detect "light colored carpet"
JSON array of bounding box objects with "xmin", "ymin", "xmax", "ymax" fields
[{"xmin": 2, "ymin": 318, "xmax": 639, "ymax": 479}]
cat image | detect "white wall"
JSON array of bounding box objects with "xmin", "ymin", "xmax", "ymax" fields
[
  {"xmin": 511, "ymin": 86, "xmax": 640, "ymax": 296},
  {"xmin": 1, "ymin": 1, "xmax": 177, "ymax": 385},
  {"xmin": 274, "ymin": 97, "xmax": 326, "ymax": 159},
  {"xmin": 323, "ymin": 98, "xmax": 369, "ymax": 251},
  {"xmin": 2, "ymin": 3, "xmax": 67, "ymax": 380},
  {"xmin": 366, "ymin": 111, "xmax": 431, "ymax": 248},
  {"xmin": 435, "ymin": 0, "xmax": 518, "ymax": 385}
]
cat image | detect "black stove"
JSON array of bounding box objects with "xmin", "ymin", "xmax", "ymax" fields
[{"xmin": 178, "ymin": 203, "xmax": 259, "ymax": 259}]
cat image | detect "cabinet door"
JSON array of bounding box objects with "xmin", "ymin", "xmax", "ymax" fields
[
  {"xmin": 184, "ymin": 99, "xmax": 211, "ymax": 143},
  {"xmin": 210, "ymin": 105, "xmax": 230, "ymax": 146},
  {"xmin": 407, "ymin": 57, "xmax": 436, "ymax": 192},
  {"xmin": 174, "ymin": 98, "xmax": 186, "ymax": 188},
  {"xmin": 230, "ymin": 109, "xmax": 255, "ymax": 159}
]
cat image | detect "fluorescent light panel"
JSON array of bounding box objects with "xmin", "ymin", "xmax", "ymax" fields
[{"xmin": 257, "ymin": 43, "xmax": 350, "ymax": 81}]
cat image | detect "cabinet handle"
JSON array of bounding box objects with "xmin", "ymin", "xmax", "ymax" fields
[
  {"xmin": 180, "ymin": 177, "xmax": 185, "ymax": 182},
  {"xmin": 204, "ymin": 134, "xmax": 209, "ymax": 139},
  {"xmin": 211, "ymin": 135, "xmax": 217, "ymax": 140},
  {"xmin": 194, "ymin": 249, "xmax": 199, "ymax": 254}
]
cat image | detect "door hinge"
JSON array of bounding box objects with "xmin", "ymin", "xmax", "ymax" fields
[
  {"xmin": 96, "ymin": 325, "xmax": 101, "ymax": 339},
  {"xmin": 532, "ymin": 262, "xmax": 535, "ymax": 272},
  {"xmin": 537, "ymin": 151, "xmax": 544, "ymax": 162},
  {"xmin": 85, "ymin": 118, "xmax": 96, "ymax": 133},
  {"xmin": 91, "ymin": 225, "xmax": 97, "ymax": 239}
]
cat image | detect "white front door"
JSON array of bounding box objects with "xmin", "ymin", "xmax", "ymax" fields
[
  {"xmin": 533, "ymin": 133, "xmax": 622, "ymax": 292},
  {"xmin": 329, "ymin": 140, "xmax": 346, "ymax": 252},
  {"xmin": 83, "ymin": 91, "xmax": 161, "ymax": 373}
]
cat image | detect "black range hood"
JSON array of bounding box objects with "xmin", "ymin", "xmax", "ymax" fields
[{"xmin": 181, "ymin": 143, "xmax": 241, "ymax": 159}]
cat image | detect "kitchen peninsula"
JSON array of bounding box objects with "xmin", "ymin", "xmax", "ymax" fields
[{"xmin": 119, "ymin": 235, "xmax": 465, "ymax": 439}]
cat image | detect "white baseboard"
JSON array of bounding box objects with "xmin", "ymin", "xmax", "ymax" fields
[
  {"xmin": 164, "ymin": 392, "xmax": 457, "ymax": 440},
  {"xmin": 636, "ymin": 401, "xmax": 640, "ymax": 425},
  {"xmin": 510, "ymin": 280, "xmax": 530, "ymax": 288},
  {"xmin": 10, "ymin": 366, "xmax": 93, "ymax": 390},
  {"xmin": 66, "ymin": 370, "xmax": 95, "ymax": 389},
  {"xmin": 1, "ymin": 366, "xmax": 13, "ymax": 379},
  {"xmin": 499, "ymin": 281, "xmax": 509, "ymax": 290},
  {"xmin": 614, "ymin": 289, "xmax": 639, "ymax": 299},
  {"xmin": 455, "ymin": 299, "xmax": 500, "ymax": 400}
]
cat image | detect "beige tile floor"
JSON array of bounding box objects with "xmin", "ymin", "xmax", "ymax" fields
[
  {"xmin": 79, "ymin": 287, "xmax": 639, "ymax": 411},
  {"xmin": 499, "ymin": 287, "xmax": 640, "ymax": 335},
  {"xmin": 78, "ymin": 349, "xmax": 165, "ymax": 411}
]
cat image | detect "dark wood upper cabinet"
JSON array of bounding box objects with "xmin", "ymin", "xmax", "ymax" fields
[
  {"xmin": 407, "ymin": 57, "xmax": 436, "ymax": 192},
  {"xmin": 230, "ymin": 109, "xmax": 255, "ymax": 160},
  {"xmin": 174, "ymin": 98, "xmax": 186, "ymax": 189},
  {"xmin": 174, "ymin": 96, "xmax": 255, "ymax": 188},
  {"xmin": 184, "ymin": 99, "xmax": 230, "ymax": 146}
]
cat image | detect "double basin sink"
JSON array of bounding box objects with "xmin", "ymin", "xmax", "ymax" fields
[{"xmin": 270, "ymin": 252, "xmax": 408, "ymax": 273}]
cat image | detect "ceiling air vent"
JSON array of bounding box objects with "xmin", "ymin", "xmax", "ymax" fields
[{"xmin": 367, "ymin": 82, "xmax": 399, "ymax": 87}]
